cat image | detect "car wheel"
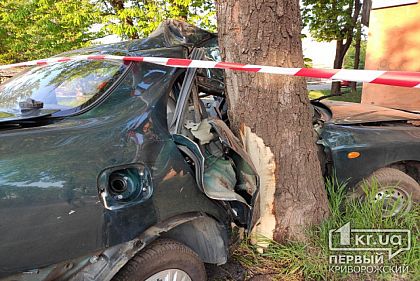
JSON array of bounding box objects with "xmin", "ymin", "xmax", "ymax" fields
[
  {"xmin": 112, "ymin": 239, "xmax": 207, "ymax": 281},
  {"xmin": 353, "ymin": 168, "xmax": 419, "ymax": 217}
]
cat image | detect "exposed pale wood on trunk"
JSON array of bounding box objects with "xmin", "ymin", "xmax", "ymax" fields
[{"xmin": 241, "ymin": 126, "xmax": 276, "ymax": 244}]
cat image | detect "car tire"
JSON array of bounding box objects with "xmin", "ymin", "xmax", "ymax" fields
[
  {"xmin": 352, "ymin": 168, "xmax": 419, "ymax": 216},
  {"xmin": 112, "ymin": 239, "xmax": 207, "ymax": 281}
]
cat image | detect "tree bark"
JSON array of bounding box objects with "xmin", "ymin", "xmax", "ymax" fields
[
  {"xmin": 331, "ymin": 40, "xmax": 346, "ymax": 95},
  {"xmin": 216, "ymin": 0, "xmax": 329, "ymax": 242},
  {"xmin": 332, "ymin": 39, "xmax": 351, "ymax": 95},
  {"xmin": 352, "ymin": 23, "xmax": 362, "ymax": 93}
]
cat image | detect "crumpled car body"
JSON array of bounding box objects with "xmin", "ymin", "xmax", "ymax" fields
[
  {"xmin": 313, "ymin": 100, "xmax": 420, "ymax": 187},
  {"xmin": 0, "ymin": 20, "xmax": 259, "ymax": 280}
]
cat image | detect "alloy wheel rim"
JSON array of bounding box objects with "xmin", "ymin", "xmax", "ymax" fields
[
  {"xmin": 145, "ymin": 269, "xmax": 192, "ymax": 281},
  {"xmin": 373, "ymin": 187, "xmax": 411, "ymax": 217}
]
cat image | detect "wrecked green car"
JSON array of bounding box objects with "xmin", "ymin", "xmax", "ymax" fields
[{"xmin": 0, "ymin": 21, "xmax": 259, "ymax": 281}]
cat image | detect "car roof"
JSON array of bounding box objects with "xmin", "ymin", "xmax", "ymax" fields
[{"xmin": 58, "ymin": 20, "xmax": 217, "ymax": 58}]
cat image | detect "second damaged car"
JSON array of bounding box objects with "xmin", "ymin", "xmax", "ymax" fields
[{"xmin": 313, "ymin": 100, "xmax": 420, "ymax": 216}]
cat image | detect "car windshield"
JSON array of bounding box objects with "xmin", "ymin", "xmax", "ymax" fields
[{"xmin": 0, "ymin": 59, "xmax": 126, "ymax": 117}]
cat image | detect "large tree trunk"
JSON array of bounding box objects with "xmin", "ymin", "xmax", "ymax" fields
[{"xmin": 216, "ymin": 0, "xmax": 329, "ymax": 242}]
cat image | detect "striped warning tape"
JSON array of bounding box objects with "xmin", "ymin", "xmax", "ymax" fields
[{"xmin": 1, "ymin": 55, "xmax": 419, "ymax": 88}]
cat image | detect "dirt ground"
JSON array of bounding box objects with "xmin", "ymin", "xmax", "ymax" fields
[
  {"xmin": 206, "ymin": 259, "xmax": 248, "ymax": 281},
  {"xmin": 206, "ymin": 259, "xmax": 273, "ymax": 281}
]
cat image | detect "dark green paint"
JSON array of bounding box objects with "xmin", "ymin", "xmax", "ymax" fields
[{"xmin": 0, "ymin": 24, "xmax": 229, "ymax": 277}]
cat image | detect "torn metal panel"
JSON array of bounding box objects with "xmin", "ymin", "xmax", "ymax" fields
[{"xmin": 185, "ymin": 118, "xmax": 214, "ymax": 145}]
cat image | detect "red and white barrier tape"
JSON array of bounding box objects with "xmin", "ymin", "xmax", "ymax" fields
[{"xmin": 1, "ymin": 55, "xmax": 420, "ymax": 88}]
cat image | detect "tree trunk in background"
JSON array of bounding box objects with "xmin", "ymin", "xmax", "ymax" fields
[
  {"xmin": 352, "ymin": 24, "xmax": 362, "ymax": 93},
  {"xmin": 332, "ymin": 41, "xmax": 344, "ymax": 96},
  {"xmin": 331, "ymin": 0, "xmax": 362, "ymax": 95},
  {"xmin": 332, "ymin": 39, "xmax": 351, "ymax": 95},
  {"xmin": 217, "ymin": 0, "xmax": 329, "ymax": 242}
]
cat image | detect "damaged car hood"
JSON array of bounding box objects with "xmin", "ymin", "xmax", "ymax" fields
[{"xmin": 321, "ymin": 100, "xmax": 420, "ymax": 125}]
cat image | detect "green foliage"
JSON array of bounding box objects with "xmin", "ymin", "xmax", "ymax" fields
[
  {"xmin": 0, "ymin": 0, "xmax": 101, "ymax": 63},
  {"xmin": 304, "ymin": 57, "xmax": 313, "ymax": 68},
  {"xmin": 0, "ymin": 0, "xmax": 217, "ymax": 63},
  {"xmin": 302, "ymin": 0, "xmax": 357, "ymax": 42},
  {"xmin": 97, "ymin": 0, "xmax": 216, "ymax": 40},
  {"xmin": 344, "ymin": 40, "xmax": 367, "ymax": 69}
]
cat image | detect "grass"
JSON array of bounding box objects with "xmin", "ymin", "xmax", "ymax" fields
[
  {"xmin": 232, "ymin": 178, "xmax": 420, "ymax": 281},
  {"xmin": 0, "ymin": 111, "xmax": 14, "ymax": 118},
  {"xmin": 309, "ymin": 87, "xmax": 362, "ymax": 103}
]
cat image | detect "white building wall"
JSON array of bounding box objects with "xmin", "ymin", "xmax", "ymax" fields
[{"xmin": 302, "ymin": 36, "xmax": 336, "ymax": 69}]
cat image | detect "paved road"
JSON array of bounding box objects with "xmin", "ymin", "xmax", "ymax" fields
[{"xmin": 307, "ymin": 83, "xmax": 332, "ymax": 91}]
